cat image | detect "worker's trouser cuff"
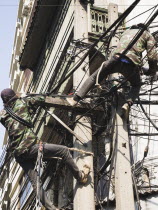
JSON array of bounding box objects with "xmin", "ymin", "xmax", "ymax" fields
[{"xmin": 73, "ymin": 94, "xmax": 81, "ymax": 102}]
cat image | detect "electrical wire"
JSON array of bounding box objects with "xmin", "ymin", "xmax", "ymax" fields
[
  {"xmin": 48, "ymin": 0, "xmax": 141, "ymax": 94},
  {"xmin": 132, "ymin": 171, "xmax": 141, "ymax": 210},
  {"xmin": 4, "ymin": 2, "xmax": 158, "ymax": 208},
  {"xmin": 69, "ymin": 4, "xmax": 158, "ymax": 93},
  {"xmin": 57, "ymin": 3, "xmax": 158, "ymax": 207},
  {"xmin": 140, "ymin": 85, "xmax": 158, "ymax": 95},
  {"xmin": 99, "ymin": 107, "xmax": 116, "ymax": 175},
  {"xmin": 125, "ymin": 4, "xmax": 158, "ymax": 23},
  {"xmin": 138, "ymin": 97, "xmax": 158, "ymax": 131}
]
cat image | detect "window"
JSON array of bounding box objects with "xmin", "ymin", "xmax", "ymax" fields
[{"xmin": 91, "ymin": 7, "xmax": 108, "ymax": 33}]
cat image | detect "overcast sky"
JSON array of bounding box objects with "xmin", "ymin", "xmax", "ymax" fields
[
  {"xmin": 126, "ymin": 0, "xmax": 158, "ymax": 29},
  {"xmin": 0, "ymin": 0, "xmax": 19, "ymax": 155}
]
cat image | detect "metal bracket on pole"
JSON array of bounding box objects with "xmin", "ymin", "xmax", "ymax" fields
[{"xmin": 46, "ymin": 110, "xmax": 87, "ymax": 147}]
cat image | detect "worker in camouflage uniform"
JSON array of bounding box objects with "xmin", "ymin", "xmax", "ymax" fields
[
  {"xmin": 67, "ymin": 23, "xmax": 158, "ymax": 115},
  {"xmin": 0, "ymin": 88, "xmax": 90, "ymax": 210}
]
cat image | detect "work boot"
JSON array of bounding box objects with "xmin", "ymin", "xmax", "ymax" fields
[
  {"xmin": 121, "ymin": 103, "xmax": 130, "ymax": 119},
  {"xmin": 66, "ymin": 97, "xmax": 78, "ymax": 106},
  {"xmin": 78, "ymin": 164, "xmax": 90, "ymax": 184}
]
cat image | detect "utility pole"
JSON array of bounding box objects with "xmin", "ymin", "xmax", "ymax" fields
[
  {"xmin": 108, "ymin": 3, "xmax": 135, "ymax": 210},
  {"xmin": 73, "ymin": 1, "xmax": 95, "ymax": 210},
  {"xmin": 114, "ymin": 100, "xmax": 135, "ymax": 210}
]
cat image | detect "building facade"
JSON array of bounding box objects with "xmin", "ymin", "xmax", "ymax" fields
[{"xmin": 0, "ymin": 0, "xmax": 158, "ymax": 209}]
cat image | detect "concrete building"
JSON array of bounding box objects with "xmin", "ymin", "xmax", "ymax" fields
[{"xmin": 0, "ymin": 0, "xmax": 158, "ymax": 209}]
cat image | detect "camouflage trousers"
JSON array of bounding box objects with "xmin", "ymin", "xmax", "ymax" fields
[
  {"xmin": 76, "ymin": 55, "xmax": 141, "ymax": 104},
  {"xmin": 15, "ymin": 143, "xmax": 82, "ymax": 210}
]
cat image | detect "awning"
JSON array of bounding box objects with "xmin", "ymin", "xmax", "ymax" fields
[{"xmin": 19, "ymin": 0, "xmax": 61, "ymax": 70}]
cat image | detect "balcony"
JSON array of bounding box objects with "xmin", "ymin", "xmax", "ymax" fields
[{"xmin": 19, "ymin": 177, "xmax": 33, "ymax": 209}]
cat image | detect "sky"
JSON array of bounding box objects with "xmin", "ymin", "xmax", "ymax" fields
[
  {"xmin": 126, "ymin": 0, "xmax": 158, "ymax": 29},
  {"xmin": 0, "ymin": 0, "xmax": 19, "ymax": 155}
]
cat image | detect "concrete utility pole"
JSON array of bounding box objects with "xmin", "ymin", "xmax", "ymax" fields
[
  {"xmin": 73, "ymin": 1, "xmax": 95, "ymax": 210},
  {"xmin": 114, "ymin": 100, "xmax": 135, "ymax": 210},
  {"xmin": 108, "ymin": 3, "xmax": 119, "ymax": 48},
  {"xmin": 108, "ymin": 4, "xmax": 135, "ymax": 210}
]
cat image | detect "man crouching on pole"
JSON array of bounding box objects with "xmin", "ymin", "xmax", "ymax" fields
[{"xmin": 0, "ymin": 88, "xmax": 90, "ymax": 210}]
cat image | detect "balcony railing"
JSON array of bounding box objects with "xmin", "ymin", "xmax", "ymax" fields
[
  {"xmin": 91, "ymin": 6, "xmax": 108, "ymax": 33},
  {"xmin": 19, "ymin": 176, "xmax": 33, "ymax": 209},
  {"xmin": 0, "ymin": 146, "xmax": 7, "ymax": 174}
]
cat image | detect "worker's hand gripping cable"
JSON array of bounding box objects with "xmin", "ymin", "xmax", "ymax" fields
[{"xmin": 35, "ymin": 141, "xmax": 43, "ymax": 209}]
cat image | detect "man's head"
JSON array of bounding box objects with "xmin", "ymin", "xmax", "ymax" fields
[
  {"xmin": 1, "ymin": 88, "xmax": 16, "ymax": 104},
  {"xmin": 130, "ymin": 23, "xmax": 148, "ymax": 30}
]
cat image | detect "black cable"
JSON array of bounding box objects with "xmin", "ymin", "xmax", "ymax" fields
[
  {"xmin": 73, "ymin": 30, "xmax": 118, "ymax": 93},
  {"xmin": 146, "ymin": 84, "xmax": 152, "ymax": 157},
  {"xmin": 139, "ymin": 85, "xmax": 158, "ymax": 95},
  {"xmin": 132, "ymin": 171, "xmax": 141, "ymax": 210},
  {"xmin": 106, "ymin": 117, "xmax": 118, "ymax": 209},
  {"xmin": 125, "ymin": 4, "xmax": 158, "ymax": 24},
  {"xmin": 93, "ymin": 7, "xmax": 158, "ymax": 130},
  {"xmin": 99, "ymin": 108, "xmax": 116, "ymax": 175},
  {"xmin": 52, "ymin": 1, "xmax": 158, "ymax": 96},
  {"xmin": 121, "ymin": 7, "xmax": 158, "ymax": 57},
  {"xmin": 145, "ymin": 4, "xmax": 158, "ymax": 23},
  {"xmin": 74, "ymin": 43, "xmax": 107, "ymax": 93},
  {"xmin": 4, "ymin": 106, "xmax": 33, "ymax": 128},
  {"xmin": 48, "ymin": 0, "xmax": 141, "ymax": 94},
  {"xmin": 138, "ymin": 96, "xmax": 158, "ymax": 131},
  {"xmin": 104, "ymin": 16, "xmax": 127, "ymax": 57},
  {"xmin": 47, "ymin": 2, "xmax": 157, "ymax": 97},
  {"xmin": 136, "ymin": 136, "xmax": 158, "ymax": 141},
  {"xmin": 73, "ymin": 75, "xmax": 135, "ymax": 125}
]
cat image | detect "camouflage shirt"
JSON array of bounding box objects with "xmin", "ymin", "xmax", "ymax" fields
[
  {"xmin": 0, "ymin": 95, "xmax": 45, "ymax": 156},
  {"xmin": 113, "ymin": 29, "xmax": 158, "ymax": 74}
]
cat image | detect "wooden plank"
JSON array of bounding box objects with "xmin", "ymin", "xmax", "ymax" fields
[{"xmin": 44, "ymin": 96, "xmax": 103, "ymax": 113}]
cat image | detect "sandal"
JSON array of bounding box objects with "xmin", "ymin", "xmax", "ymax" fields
[{"xmin": 79, "ymin": 164, "xmax": 90, "ymax": 184}]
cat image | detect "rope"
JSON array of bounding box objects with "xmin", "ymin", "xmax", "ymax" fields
[{"xmin": 95, "ymin": 62, "xmax": 104, "ymax": 89}]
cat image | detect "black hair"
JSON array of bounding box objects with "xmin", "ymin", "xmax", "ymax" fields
[
  {"xmin": 1, "ymin": 88, "xmax": 17, "ymax": 104},
  {"xmin": 130, "ymin": 23, "xmax": 148, "ymax": 30}
]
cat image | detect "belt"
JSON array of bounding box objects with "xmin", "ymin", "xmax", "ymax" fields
[
  {"xmin": 114, "ymin": 54, "xmax": 133, "ymax": 64},
  {"xmin": 120, "ymin": 57, "xmax": 132, "ymax": 64}
]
